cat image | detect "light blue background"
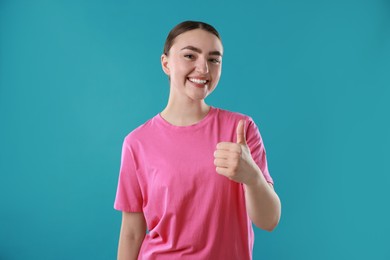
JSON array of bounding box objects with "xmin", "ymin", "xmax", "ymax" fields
[{"xmin": 1, "ymin": 0, "xmax": 389, "ymax": 259}]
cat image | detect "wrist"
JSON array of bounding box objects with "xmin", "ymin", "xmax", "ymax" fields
[{"xmin": 244, "ymin": 167, "xmax": 264, "ymax": 188}]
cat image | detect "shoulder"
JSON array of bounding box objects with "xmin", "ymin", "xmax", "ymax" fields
[
  {"xmin": 214, "ymin": 107, "xmax": 255, "ymax": 124},
  {"xmin": 123, "ymin": 116, "xmax": 157, "ymax": 146},
  {"xmin": 214, "ymin": 107, "xmax": 263, "ymax": 138}
]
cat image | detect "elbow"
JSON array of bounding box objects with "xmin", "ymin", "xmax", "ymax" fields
[
  {"xmin": 253, "ymin": 206, "xmax": 281, "ymax": 232},
  {"xmin": 264, "ymin": 196, "xmax": 282, "ymax": 232},
  {"xmin": 254, "ymin": 218, "xmax": 279, "ymax": 232},
  {"xmin": 248, "ymin": 189, "xmax": 282, "ymax": 232},
  {"xmin": 263, "ymin": 220, "xmax": 279, "ymax": 232}
]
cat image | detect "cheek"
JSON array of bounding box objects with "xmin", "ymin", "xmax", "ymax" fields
[
  {"xmin": 171, "ymin": 61, "xmax": 191, "ymax": 76},
  {"xmin": 211, "ymin": 67, "xmax": 222, "ymax": 80}
]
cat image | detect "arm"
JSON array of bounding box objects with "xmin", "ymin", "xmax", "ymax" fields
[
  {"xmin": 214, "ymin": 119, "xmax": 281, "ymax": 231},
  {"xmin": 244, "ymin": 171, "xmax": 281, "ymax": 231},
  {"xmin": 117, "ymin": 212, "xmax": 146, "ymax": 260}
]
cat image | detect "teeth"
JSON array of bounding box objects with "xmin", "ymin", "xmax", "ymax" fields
[{"xmin": 189, "ymin": 78, "xmax": 207, "ymax": 84}]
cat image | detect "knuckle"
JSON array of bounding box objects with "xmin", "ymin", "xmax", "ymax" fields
[{"xmin": 232, "ymin": 163, "xmax": 239, "ymax": 171}]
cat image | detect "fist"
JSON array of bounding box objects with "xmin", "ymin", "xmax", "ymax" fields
[{"xmin": 213, "ymin": 119, "xmax": 261, "ymax": 185}]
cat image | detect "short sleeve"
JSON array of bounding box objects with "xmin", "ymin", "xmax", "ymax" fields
[
  {"xmin": 245, "ymin": 117, "xmax": 274, "ymax": 184},
  {"xmin": 114, "ymin": 137, "xmax": 143, "ymax": 212}
]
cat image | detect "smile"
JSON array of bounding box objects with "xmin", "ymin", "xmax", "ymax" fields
[{"xmin": 188, "ymin": 77, "xmax": 209, "ymax": 84}]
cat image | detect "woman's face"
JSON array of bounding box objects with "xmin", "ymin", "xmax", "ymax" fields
[{"xmin": 161, "ymin": 29, "xmax": 223, "ymax": 102}]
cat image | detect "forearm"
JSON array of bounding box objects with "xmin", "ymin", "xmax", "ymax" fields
[
  {"xmin": 117, "ymin": 232, "xmax": 145, "ymax": 260},
  {"xmin": 244, "ymin": 169, "xmax": 281, "ymax": 231},
  {"xmin": 117, "ymin": 212, "xmax": 146, "ymax": 260}
]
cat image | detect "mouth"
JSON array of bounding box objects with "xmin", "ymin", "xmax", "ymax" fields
[{"xmin": 187, "ymin": 77, "xmax": 209, "ymax": 88}]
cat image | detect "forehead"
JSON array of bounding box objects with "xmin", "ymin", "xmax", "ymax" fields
[{"xmin": 171, "ymin": 29, "xmax": 223, "ymax": 53}]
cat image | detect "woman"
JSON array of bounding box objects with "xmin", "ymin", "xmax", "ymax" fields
[{"xmin": 114, "ymin": 20, "xmax": 281, "ymax": 260}]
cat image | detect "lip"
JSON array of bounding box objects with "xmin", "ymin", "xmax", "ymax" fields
[
  {"xmin": 187, "ymin": 77, "xmax": 210, "ymax": 88},
  {"xmin": 187, "ymin": 76, "xmax": 210, "ymax": 81}
]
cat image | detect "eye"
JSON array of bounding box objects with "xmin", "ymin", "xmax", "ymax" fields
[
  {"xmin": 209, "ymin": 58, "xmax": 221, "ymax": 64},
  {"xmin": 184, "ymin": 54, "xmax": 195, "ymax": 60}
]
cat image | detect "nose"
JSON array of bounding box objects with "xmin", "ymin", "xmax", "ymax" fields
[{"xmin": 195, "ymin": 57, "xmax": 209, "ymax": 74}]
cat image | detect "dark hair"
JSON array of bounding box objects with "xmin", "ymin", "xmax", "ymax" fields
[{"xmin": 163, "ymin": 20, "xmax": 221, "ymax": 56}]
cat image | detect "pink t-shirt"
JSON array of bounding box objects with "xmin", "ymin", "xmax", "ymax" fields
[{"xmin": 114, "ymin": 106, "xmax": 273, "ymax": 260}]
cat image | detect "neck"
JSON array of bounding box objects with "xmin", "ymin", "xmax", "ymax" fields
[{"xmin": 160, "ymin": 97, "xmax": 210, "ymax": 127}]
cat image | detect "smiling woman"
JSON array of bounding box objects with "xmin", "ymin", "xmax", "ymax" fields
[
  {"xmin": 160, "ymin": 28, "xmax": 223, "ymax": 115},
  {"xmin": 113, "ymin": 20, "xmax": 281, "ymax": 260}
]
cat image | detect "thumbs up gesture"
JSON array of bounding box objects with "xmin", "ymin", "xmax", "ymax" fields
[{"xmin": 214, "ymin": 120, "xmax": 261, "ymax": 185}]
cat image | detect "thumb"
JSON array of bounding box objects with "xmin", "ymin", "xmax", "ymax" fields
[{"xmin": 236, "ymin": 119, "xmax": 247, "ymax": 145}]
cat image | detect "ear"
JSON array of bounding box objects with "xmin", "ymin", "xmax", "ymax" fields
[{"xmin": 161, "ymin": 54, "xmax": 170, "ymax": 76}]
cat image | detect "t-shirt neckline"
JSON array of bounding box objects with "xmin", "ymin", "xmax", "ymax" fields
[{"xmin": 156, "ymin": 106, "xmax": 216, "ymax": 131}]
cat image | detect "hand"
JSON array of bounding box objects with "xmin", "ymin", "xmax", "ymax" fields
[{"xmin": 213, "ymin": 119, "xmax": 261, "ymax": 186}]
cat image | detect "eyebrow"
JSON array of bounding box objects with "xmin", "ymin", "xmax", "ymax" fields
[{"xmin": 181, "ymin": 45, "xmax": 223, "ymax": 57}]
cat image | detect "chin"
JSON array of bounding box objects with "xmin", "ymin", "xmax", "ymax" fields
[{"xmin": 189, "ymin": 90, "xmax": 210, "ymax": 100}]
